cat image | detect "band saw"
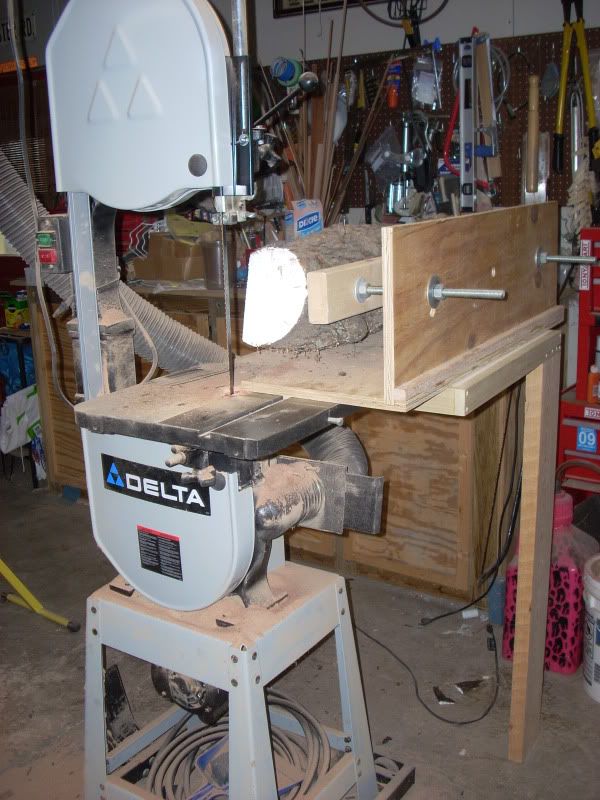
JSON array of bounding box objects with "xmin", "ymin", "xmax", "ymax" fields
[{"xmin": 25, "ymin": 0, "xmax": 418, "ymax": 797}]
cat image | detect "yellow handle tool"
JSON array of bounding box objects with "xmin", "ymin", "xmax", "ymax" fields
[
  {"xmin": 553, "ymin": 0, "xmax": 599, "ymax": 172},
  {"xmin": 0, "ymin": 557, "xmax": 80, "ymax": 631}
]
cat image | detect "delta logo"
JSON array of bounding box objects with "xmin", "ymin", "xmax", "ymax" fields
[{"xmin": 101, "ymin": 455, "xmax": 210, "ymax": 515}]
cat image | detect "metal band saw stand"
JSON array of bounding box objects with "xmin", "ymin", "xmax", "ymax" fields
[{"xmin": 86, "ymin": 563, "xmax": 414, "ymax": 799}]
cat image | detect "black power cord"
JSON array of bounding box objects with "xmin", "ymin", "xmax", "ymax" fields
[
  {"xmin": 478, "ymin": 385, "xmax": 517, "ymax": 575},
  {"xmin": 479, "ymin": 471, "xmax": 522, "ymax": 586},
  {"xmin": 418, "ymin": 471, "xmax": 521, "ymax": 628},
  {"xmin": 356, "ymin": 624, "xmax": 499, "ymax": 725},
  {"xmin": 421, "ymin": 382, "xmax": 523, "ymax": 627},
  {"xmin": 483, "ymin": 382, "xmax": 522, "ymax": 571}
]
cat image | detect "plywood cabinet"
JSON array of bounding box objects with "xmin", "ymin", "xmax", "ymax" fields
[{"xmin": 288, "ymin": 392, "xmax": 515, "ymax": 600}]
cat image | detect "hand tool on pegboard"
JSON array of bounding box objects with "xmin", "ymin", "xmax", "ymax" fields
[
  {"xmin": 448, "ymin": 32, "xmax": 499, "ymax": 212},
  {"xmin": 326, "ymin": 59, "xmax": 392, "ymax": 225},
  {"xmin": 523, "ymin": 73, "xmax": 550, "ymax": 205},
  {"xmin": 526, "ymin": 75, "xmax": 540, "ymax": 194},
  {"xmin": 553, "ymin": 0, "xmax": 600, "ymax": 173}
]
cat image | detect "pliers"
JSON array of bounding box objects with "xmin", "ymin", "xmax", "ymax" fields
[{"xmin": 553, "ymin": 0, "xmax": 599, "ymax": 173}]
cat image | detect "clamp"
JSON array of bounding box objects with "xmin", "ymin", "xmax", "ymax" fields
[{"xmin": 553, "ymin": 0, "xmax": 600, "ymax": 173}]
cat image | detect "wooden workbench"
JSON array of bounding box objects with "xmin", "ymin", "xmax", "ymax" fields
[
  {"xmin": 239, "ymin": 203, "xmax": 562, "ymax": 763},
  {"xmin": 237, "ymin": 326, "xmax": 560, "ymax": 764}
]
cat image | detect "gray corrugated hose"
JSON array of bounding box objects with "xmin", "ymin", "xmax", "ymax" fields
[
  {"xmin": 0, "ymin": 149, "xmax": 47, "ymax": 268},
  {"xmin": 43, "ymin": 272, "xmax": 228, "ymax": 370},
  {"xmin": 119, "ymin": 281, "xmax": 227, "ymax": 368},
  {"xmin": 302, "ymin": 425, "xmax": 369, "ymax": 475},
  {"xmin": 0, "ymin": 149, "xmax": 227, "ymax": 372}
]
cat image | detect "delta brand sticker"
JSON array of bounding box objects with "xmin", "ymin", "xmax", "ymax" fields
[{"xmin": 101, "ymin": 454, "xmax": 211, "ymax": 515}]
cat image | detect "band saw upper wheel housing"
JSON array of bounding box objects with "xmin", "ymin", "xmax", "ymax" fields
[{"xmin": 46, "ymin": 0, "xmax": 235, "ymax": 211}]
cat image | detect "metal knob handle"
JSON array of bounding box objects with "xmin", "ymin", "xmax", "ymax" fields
[
  {"xmin": 535, "ymin": 248, "xmax": 596, "ymax": 267},
  {"xmin": 427, "ymin": 275, "xmax": 506, "ymax": 309}
]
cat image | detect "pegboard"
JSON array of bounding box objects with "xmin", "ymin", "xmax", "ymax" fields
[{"xmin": 305, "ymin": 26, "xmax": 600, "ymax": 212}]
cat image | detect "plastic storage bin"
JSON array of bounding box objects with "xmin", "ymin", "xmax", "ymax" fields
[{"xmin": 503, "ymin": 491, "xmax": 597, "ymax": 674}]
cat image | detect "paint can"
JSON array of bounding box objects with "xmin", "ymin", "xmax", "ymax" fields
[{"xmin": 583, "ymin": 554, "xmax": 600, "ymax": 702}]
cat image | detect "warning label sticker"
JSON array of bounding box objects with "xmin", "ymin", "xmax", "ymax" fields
[{"xmin": 137, "ymin": 525, "xmax": 183, "ymax": 581}]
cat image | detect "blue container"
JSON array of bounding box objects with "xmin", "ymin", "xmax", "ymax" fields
[{"xmin": 488, "ymin": 576, "xmax": 506, "ymax": 626}]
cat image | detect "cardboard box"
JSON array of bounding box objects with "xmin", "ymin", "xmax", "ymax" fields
[
  {"xmin": 284, "ymin": 200, "xmax": 323, "ymax": 240},
  {"xmin": 132, "ymin": 254, "xmax": 206, "ymax": 282},
  {"xmin": 148, "ymin": 232, "xmax": 175, "ymax": 258},
  {"xmin": 173, "ymin": 239, "xmax": 203, "ymax": 259},
  {"xmin": 133, "ymin": 234, "xmax": 207, "ymax": 281}
]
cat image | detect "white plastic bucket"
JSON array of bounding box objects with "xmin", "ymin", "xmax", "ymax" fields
[{"xmin": 583, "ymin": 554, "xmax": 600, "ymax": 702}]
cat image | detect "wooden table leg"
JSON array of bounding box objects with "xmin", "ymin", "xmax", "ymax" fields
[{"xmin": 508, "ymin": 350, "xmax": 560, "ymax": 762}]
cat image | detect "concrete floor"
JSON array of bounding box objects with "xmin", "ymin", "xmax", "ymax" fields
[{"xmin": 0, "ymin": 464, "xmax": 597, "ymax": 800}]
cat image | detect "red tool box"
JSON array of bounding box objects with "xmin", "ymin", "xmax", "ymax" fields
[{"xmin": 558, "ymin": 227, "xmax": 600, "ymax": 493}]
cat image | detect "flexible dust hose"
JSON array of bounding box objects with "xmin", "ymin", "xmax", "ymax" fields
[
  {"xmin": 119, "ymin": 282, "xmax": 227, "ymax": 367},
  {"xmin": 42, "ymin": 272, "xmax": 228, "ymax": 371},
  {"xmin": 301, "ymin": 425, "xmax": 369, "ymax": 476},
  {"xmin": 0, "ymin": 150, "xmax": 47, "ymax": 268}
]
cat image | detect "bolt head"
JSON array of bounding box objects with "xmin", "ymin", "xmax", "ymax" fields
[
  {"xmin": 354, "ymin": 277, "xmax": 369, "ymax": 304},
  {"xmin": 427, "ymin": 275, "xmax": 442, "ymax": 309}
]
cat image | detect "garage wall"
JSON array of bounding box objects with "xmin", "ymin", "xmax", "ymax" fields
[
  {"xmin": 211, "ymin": 0, "xmax": 600, "ymax": 64},
  {"xmin": 29, "ymin": 1, "xmax": 600, "ymax": 71}
]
